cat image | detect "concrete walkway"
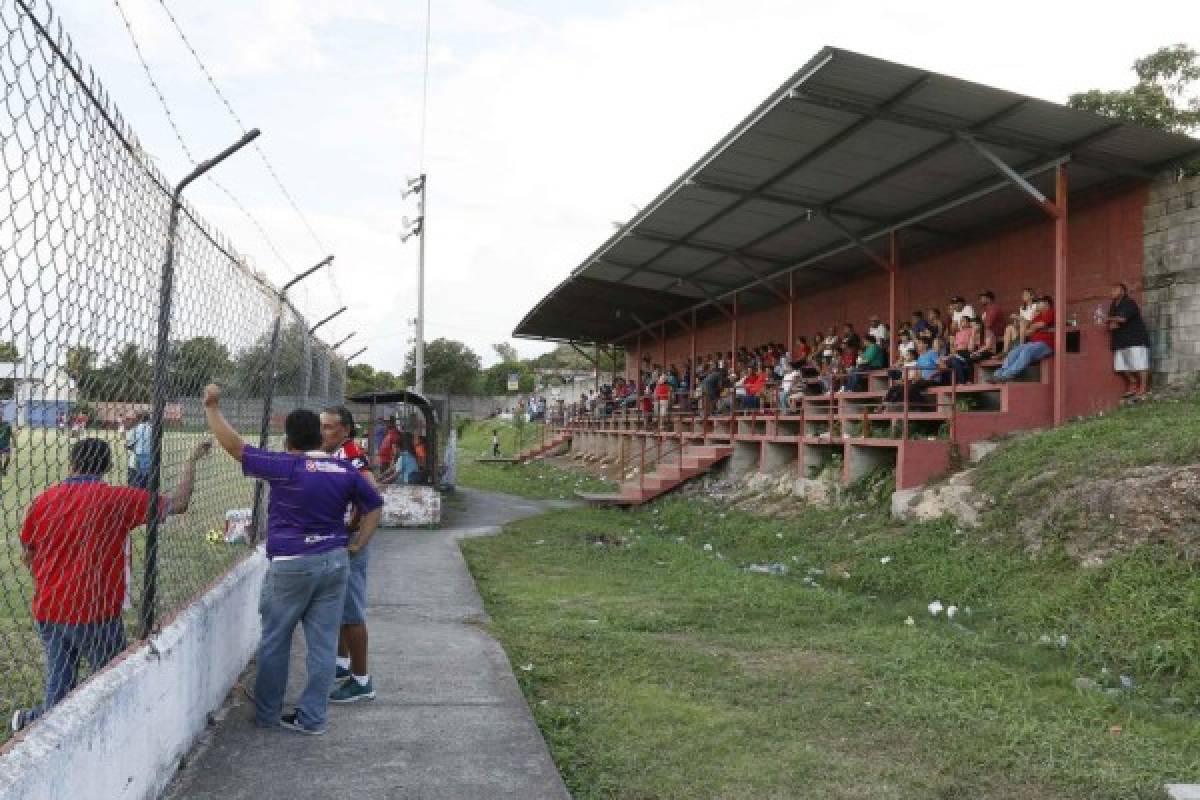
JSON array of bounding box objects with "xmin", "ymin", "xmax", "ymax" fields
[{"xmin": 164, "ymin": 488, "xmax": 573, "ymax": 800}]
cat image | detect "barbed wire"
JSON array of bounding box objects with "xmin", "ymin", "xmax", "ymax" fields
[
  {"xmin": 153, "ymin": 0, "xmax": 346, "ymax": 310},
  {"xmin": 0, "ymin": 0, "xmax": 348, "ymax": 741},
  {"xmin": 110, "ymin": 0, "xmax": 299, "ymax": 282}
]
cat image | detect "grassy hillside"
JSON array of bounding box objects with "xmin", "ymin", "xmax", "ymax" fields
[
  {"xmin": 462, "ymin": 394, "xmax": 1200, "ymax": 798},
  {"xmin": 455, "ymin": 419, "xmax": 615, "ymax": 499}
]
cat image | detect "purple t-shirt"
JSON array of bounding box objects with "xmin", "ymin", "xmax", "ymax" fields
[{"xmin": 242, "ymin": 446, "xmax": 384, "ymax": 558}]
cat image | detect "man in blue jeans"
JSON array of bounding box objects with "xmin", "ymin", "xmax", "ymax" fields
[
  {"xmin": 204, "ymin": 384, "xmax": 383, "ymax": 735},
  {"xmin": 14, "ymin": 436, "xmax": 209, "ymax": 733},
  {"xmin": 991, "ymin": 296, "xmax": 1055, "ymax": 382}
]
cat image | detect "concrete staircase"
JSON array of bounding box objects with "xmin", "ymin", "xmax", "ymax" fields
[
  {"xmin": 517, "ymin": 431, "xmax": 572, "ymax": 463},
  {"xmin": 577, "ymin": 443, "xmax": 733, "ymax": 507}
]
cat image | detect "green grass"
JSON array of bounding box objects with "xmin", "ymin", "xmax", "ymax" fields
[
  {"xmin": 0, "ymin": 426, "xmax": 262, "ymax": 740},
  {"xmin": 462, "ymin": 395, "xmax": 1200, "ymax": 798},
  {"xmin": 456, "ymin": 420, "xmax": 615, "ymax": 500}
]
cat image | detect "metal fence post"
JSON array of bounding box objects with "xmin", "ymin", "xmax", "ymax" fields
[
  {"xmin": 249, "ymin": 255, "xmax": 334, "ymax": 541},
  {"xmin": 141, "ymin": 129, "xmax": 260, "ymax": 639}
]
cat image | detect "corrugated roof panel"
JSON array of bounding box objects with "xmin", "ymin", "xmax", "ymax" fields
[
  {"xmin": 895, "ymin": 77, "xmax": 1024, "ymax": 128},
  {"xmin": 514, "ymin": 47, "xmax": 1200, "ymax": 343},
  {"xmin": 605, "ymin": 236, "xmax": 670, "ymax": 265}
]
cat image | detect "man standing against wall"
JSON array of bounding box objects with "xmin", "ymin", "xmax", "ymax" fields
[
  {"xmin": 1107, "ymin": 283, "xmax": 1151, "ymax": 399},
  {"xmin": 204, "ymin": 385, "xmax": 383, "ymax": 735},
  {"xmin": 320, "ymin": 406, "xmax": 379, "ymax": 704}
]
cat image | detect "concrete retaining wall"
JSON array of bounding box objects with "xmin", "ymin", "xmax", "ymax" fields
[
  {"xmin": 1143, "ymin": 173, "xmax": 1200, "ymax": 386},
  {"xmin": 0, "ymin": 551, "xmax": 267, "ymax": 800}
]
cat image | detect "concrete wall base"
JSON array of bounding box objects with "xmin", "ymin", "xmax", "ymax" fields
[{"xmin": 0, "ymin": 552, "xmax": 267, "ymax": 800}]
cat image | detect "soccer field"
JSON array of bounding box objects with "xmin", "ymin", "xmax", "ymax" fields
[{"xmin": 0, "ymin": 426, "xmax": 263, "ymax": 739}]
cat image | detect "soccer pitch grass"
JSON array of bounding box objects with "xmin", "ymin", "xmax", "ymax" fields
[{"xmin": 0, "ymin": 426, "xmax": 262, "ymax": 739}]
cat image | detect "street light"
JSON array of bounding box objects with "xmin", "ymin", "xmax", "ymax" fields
[{"xmin": 399, "ymin": 173, "xmax": 427, "ymax": 394}]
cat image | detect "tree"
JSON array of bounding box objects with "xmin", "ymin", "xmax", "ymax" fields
[
  {"xmin": 0, "ymin": 341, "xmax": 18, "ymax": 362},
  {"xmin": 346, "ymin": 363, "xmax": 405, "ymax": 397},
  {"xmin": 402, "ymin": 338, "xmax": 482, "ymax": 395},
  {"xmin": 480, "ymin": 362, "xmax": 535, "ymax": 394},
  {"xmin": 65, "ymin": 345, "xmax": 97, "ymax": 388},
  {"xmin": 82, "ymin": 344, "xmax": 153, "ymax": 402},
  {"xmin": 169, "ymin": 336, "xmax": 231, "ymax": 394},
  {"xmin": 492, "ymin": 342, "xmax": 519, "ymax": 363},
  {"xmin": 1069, "ymin": 44, "xmax": 1200, "ymax": 172}
]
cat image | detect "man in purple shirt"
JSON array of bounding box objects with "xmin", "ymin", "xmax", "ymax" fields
[{"xmin": 204, "ymin": 384, "xmax": 383, "ymax": 735}]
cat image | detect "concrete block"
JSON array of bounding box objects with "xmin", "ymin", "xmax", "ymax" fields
[
  {"xmin": 968, "ymin": 441, "xmax": 1001, "ymax": 464},
  {"xmin": 382, "ymin": 485, "xmax": 442, "ymax": 527},
  {"xmin": 1166, "ymin": 785, "xmax": 1200, "ymax": 800}
]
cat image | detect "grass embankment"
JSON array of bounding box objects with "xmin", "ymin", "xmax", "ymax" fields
[
  {"xmin": 463, "ymin": 396, "xmax": 1200, "ymax": 798},
  {"xmin": 456, "ymin": 419, "xmax": 615, "ymax": 500}
]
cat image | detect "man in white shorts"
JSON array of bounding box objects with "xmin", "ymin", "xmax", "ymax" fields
[{"xmin": 1106, "ymin": 282, "xmax": 1151, "ymax": 398}]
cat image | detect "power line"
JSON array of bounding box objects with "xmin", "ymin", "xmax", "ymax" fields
[
  {"xmin": 154, "ymin": 0, "xmax": 344, "ymax": 309},
  {"xmin": 110, "ymin": 0, "xmax": 298, "ymax": 280}
]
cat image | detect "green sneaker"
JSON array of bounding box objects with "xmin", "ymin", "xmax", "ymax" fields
[
  {"xmin": 334, "ymin": 665, "xmax": 352, "ymax": 685},
  {"xmin": 329, "ymin": 677, "xmax": 376, "ymax": 703}
]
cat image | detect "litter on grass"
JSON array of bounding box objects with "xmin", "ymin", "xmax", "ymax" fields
[
  {"xmin": 744, "ymin": 563, "xmax": 789, "ymax": 576},
  {"xmin": 880, "ymin": 556, "xmax": 893, "ymax": 564},
  {"xmin": 928, "ymin": 600, "xmax": 944, "ymax": 616},
  {"xmin": 904, "ymin": 616, "xmax": 915, "ymax": 626},
  {"xmin": 703, "ymin": 543, "xmax": 714, "ymax": 552}
]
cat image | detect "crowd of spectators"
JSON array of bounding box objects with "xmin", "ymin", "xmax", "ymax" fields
[{"xmin": 567, "ymin": 283, "xmax": 1147, "ymax": 421}]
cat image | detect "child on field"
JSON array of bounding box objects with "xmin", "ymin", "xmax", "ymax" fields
[{"xmin": 491, "ymin": 430, "xmax": 500, "ymax": 457}]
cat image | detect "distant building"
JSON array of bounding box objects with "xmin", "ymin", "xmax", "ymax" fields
[{"xmin": 0, "ymin": 362, "xmax": 79, "ymax": 427}]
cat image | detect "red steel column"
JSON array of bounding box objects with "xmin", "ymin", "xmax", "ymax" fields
[
  {"xmin": 889, "ymin": 230, "xmax": 899, "ymax": 364},
  {"xmin": 731, "ymin": 292, "xmax": 738, "ymax": 373},
  {"xmin": 689, "ymin": 310, "xmax": 697, "ymax": 376},
  {"xmin": 593, "ymin": 342, "xmax": 600, "ymax": 392},
  {"xmin": 635, "ymin": 332, "xmax": 641, "ymax": 385},
  {"xmin": 661, "ymin": 323, "xmax": 667, "ymax": 370},
  {"xmin": 787, "ymin": 273, "xmax": 795, "ymax": 353},
  {"xmin": 1053, "ymin": 164, "xmax": 1068, "ymax": 426}
]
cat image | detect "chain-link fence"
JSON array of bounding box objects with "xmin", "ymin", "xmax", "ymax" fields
[{"xmin": 0, "ymin": 0, "xmax": 346, "ymax": 735}]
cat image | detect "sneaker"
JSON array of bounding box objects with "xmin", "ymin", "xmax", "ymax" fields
[
  {"xmin": 279, "ymin": 712, "xmax": 325, "ymax": 735},
  {"xmin": 329, "ymin": 678, "xmax": 376, "ymax": 704},
  {"xmin": 334, "ymin": 665, "xmax": 352, "ymax": 685},
  {"xmin": 11, "ymin": 709, "xmax": 29, "ymax": 734}
]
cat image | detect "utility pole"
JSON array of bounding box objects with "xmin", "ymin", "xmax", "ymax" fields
[{"xmin": 402, "ymin": 174, "xmax": 427, "ymax": 394}]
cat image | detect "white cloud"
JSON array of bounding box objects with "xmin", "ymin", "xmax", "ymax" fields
[{"xmin": 43, "ymin": 0, "xmax": 1200, "ymax": 374}]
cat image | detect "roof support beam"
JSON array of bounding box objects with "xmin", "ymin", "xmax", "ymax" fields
[
  {"xmin": 959, "ymin": 133, "xmax": 1060, "ymax": 218},
  {"xmin": 820, "ymin": 212, "xmax": 894, "ymax": 272},
  {"xmin": 729, "ymin": 256, "xmax": 792, "ymax": 302},
  {"xmin": 611, "ymin": 74, "xmax": 932, "ymax": 284},
  {"xmin": 628, "ymin": 313, "xmax": 662, "ymax": 342},
  {"xmin": 629, "ymin": 229, "xmax": 794, "ymax": 266},
  {"xmin": 568, "ymin": 342, "xmax": 598, "ymax": 367},
  {"xmin": 789, "ymin": 88, "xmax": 1153, "ymax": 178}
]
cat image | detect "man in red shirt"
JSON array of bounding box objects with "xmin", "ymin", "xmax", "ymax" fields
[
  {"xmin": 742, "ymin": 367, "xmax": 767, "ymax": 409},
  {"xmin": 320, "ymin": 407, "xmax": 380, "ymax": 704},
  {"xmin": 377, "ymin": 418, "xmax": 400, "ymax": 469},
  {"xmin": 13, "ymin": 436, "xmax": 209, "ymax": 732},
  {"xmin": 977, "ymin": 290, "xmax": 1006, "ymax": 343},
  {"xmin": 991, "ymin": 295, "xmax": 1055, "ymax": 382}
]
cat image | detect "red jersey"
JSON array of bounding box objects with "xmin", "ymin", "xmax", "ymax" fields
[
  {"xmin": 1029, "ymin": 309, "xmax": 1055, "ymax": 348},
  {"xmin": 378, "ymin": 430, "xmax": 400, "ymax": 467},
  {"xmin": 744, "ymin": 372, "xmax": 767, "ymax": 397},
  {"xmin": 654, "ymin": 382, "xmax": 671, "ymax": 400},
  {"xmin": 333, "ymin": 439, "xmax": 370, "ymax": 473},
  {"xmin": 21, "ymin": 478, "xmax": 167, "ymax": 624}
]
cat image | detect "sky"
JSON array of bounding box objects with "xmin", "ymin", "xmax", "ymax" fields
[{"xmin": 43, "ymin": 0, "xmax": 1200, "ymax": 374}]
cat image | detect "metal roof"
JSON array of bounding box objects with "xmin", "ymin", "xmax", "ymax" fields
[{"xmin": 514, "ymin": 47, "xmax": 1200, "ymax": 344}]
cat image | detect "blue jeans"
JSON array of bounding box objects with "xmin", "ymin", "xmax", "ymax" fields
[
  {"xmin": 255, "ymin": 549, "xmax": 349, "ymax": 730},
  {"xmin": 341, "ymin": 540, "xmax": 371, "ymax": 625},
  {"xmin": 994, "ymin": 341, "xmax": 1052, "ymax": 380},
  {"xmin": 30, "ymin": 618, "xmax": 127, "ymax": 721}
]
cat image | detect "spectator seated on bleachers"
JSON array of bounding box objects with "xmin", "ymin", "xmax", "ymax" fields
[
  {"xmin": 883, "ymin": 337, "xmax": 946, "ymax": 408},
  {"xmin": 844, "ymin": 334, "xmax": 886, "ymax": 392},
  {"xmin": 1001, "ymin": 287, "xmax": 1037, "ymax": 356},
  {"xmin": 990, "ymin": 295, "xmax": 1055, "ymax": 383}
]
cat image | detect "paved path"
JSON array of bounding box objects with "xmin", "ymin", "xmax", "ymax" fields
[{"xmin": 164, "ymin": 488, "xmax": 573, "ymax": 800}]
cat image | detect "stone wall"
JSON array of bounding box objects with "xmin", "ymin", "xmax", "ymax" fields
[{"xmin": 1144, "ymin": 173, "xmax": 1200, "ymax": 386}]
